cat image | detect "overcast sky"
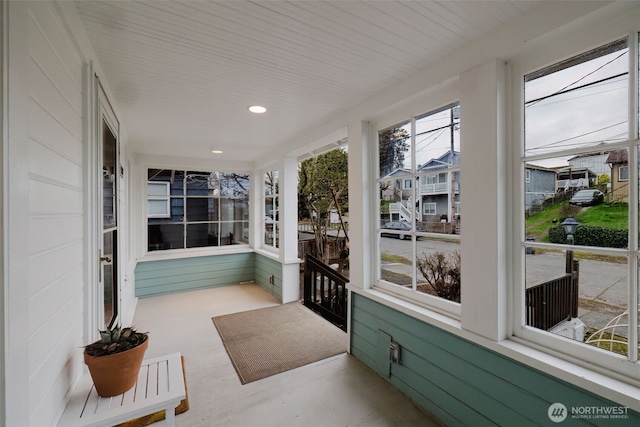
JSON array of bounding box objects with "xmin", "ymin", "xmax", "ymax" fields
[{"xmin": 524, "ymin": 46, "xmax": 630, "ymax": 168}]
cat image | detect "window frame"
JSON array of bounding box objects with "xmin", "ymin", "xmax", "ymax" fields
[
  {"xmin": 511, "ymin": 30, "xmax": 640, "ymax": 380},
  {"xmin": 619, "ymin": 165, "xmax": 630, "ymax": 181},
  {"xmin": 146, "ymin": 182, "xmax": 170, "ymax": 218},
  {"xmin": 423, "ymin": 202, "xmax": 436, "ymax": 215},
  {"xmin": 145, "ymin": 169, "xmax": 250, "ymax": 252},
  {"xmin": 263, "ymin": 170, "xmax": 279, "ymax": 251},
  {"xmin": 374, "ymin": 104, "xmax": 462, "ymax": 318}
]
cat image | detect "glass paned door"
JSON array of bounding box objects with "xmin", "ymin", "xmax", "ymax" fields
[{"xmin": 101, "ymin": 119, "xmax": 118, "ymax": 328}]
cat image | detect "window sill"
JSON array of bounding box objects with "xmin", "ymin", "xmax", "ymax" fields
[
  {"xmin": 351, "ymin": 287, "xmax": 640, "ymax": 413},
  {"xmin": 254, "ymin": 247, "xmax": 279, "ymax": 260},
  {"xmin": 254, "ymin": 248, "xmax": 301, "ymax": 265},
  {"xmin": 139, "ymin": 245, "xmax": 253, "ymax": 263}
]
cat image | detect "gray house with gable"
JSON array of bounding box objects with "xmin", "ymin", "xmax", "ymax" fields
[{"xmin": 525, "ymin": 164, "xmax": 557, "ymax": 210}]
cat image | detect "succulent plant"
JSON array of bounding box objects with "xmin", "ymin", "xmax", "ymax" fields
[{"xmin": 85, "ymin": 324, "xmax": 147, "ymax": 357}]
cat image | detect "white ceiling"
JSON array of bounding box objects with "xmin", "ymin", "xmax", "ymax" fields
[{"xmin": 74, "ymin": 0, "xmax": 541, "ymax": 163}]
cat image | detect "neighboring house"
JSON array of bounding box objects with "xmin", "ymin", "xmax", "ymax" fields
[
  {"xmin": 525, "ymin": 164, "xmax": 556, "ymax": 209},
  {"xmin": 380, "ymin": 168, "xmax": 416, "ymax": 222},
  {"xmin": 379, "ymin": 168, "xmax": 412, "ymax": 201},
  {"xmin": 555, "ymin": 166, "xmax": 597, "ymax": 192},
  {"xmin": 417, "ymin": 151, "xmax": 460, "ymax": 222},
  {"xmin": 606, "ymin": 149, "xmax": 629, "ymax": 203},
  {"xmin": 568, "ymin": 149, "xmax": 612, "ymax": 184}
]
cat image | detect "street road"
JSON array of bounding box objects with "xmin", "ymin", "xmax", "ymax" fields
[{"xmin": 379, "ymin": 235, "xmax": 629, "ymax": 333}]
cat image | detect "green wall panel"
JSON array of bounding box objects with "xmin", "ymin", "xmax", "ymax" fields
[
  {"xmin": 255, "ymin": 253, "xmax": 282, "ymax": 301},
  {"xmin": 135, "ymin": 253, "xmax": 255, "ymax": 297},
  {"xmin": 351, "ymin": 293, "xmax": 640, "ymax": 426}
]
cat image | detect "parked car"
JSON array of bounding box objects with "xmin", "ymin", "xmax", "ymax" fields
[
  {"xmin": 381, "ymin": 221, "xmax": 424, "ymax": 240},
  {"xmin": 569, "ymin": 189, "xmax": 604, "ymax": 206}
]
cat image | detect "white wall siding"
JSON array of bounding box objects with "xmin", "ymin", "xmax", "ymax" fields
[
  {"xmin": 0, "ymin": 2, "xmax": 5, "ymax": 424},
  {"xmin": 21, "ymin": 2, "xmax": 85, "ymax": 425}
]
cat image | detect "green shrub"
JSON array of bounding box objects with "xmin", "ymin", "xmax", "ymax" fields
[{"xmin": 548, "ymin": 224, "xmax": 628, "ymax": 248}]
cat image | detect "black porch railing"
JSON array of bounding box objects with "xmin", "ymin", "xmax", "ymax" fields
[
  {"xmin": 526, "ymin": 259, "xmax": 579, "ymax": 330},
  {"xmin": 303, "ymin": 254, "xmax": 348, "ymax": 331}
]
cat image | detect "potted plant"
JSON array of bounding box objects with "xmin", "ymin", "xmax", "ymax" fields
[{"xmin": 84, "ymin": 325, "xmax": 149, "ymax": 397}]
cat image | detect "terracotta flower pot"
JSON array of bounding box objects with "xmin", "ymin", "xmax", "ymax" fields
[{"xmin": 84, "ymin": 336, "xmax": 149, "ymax": 397}]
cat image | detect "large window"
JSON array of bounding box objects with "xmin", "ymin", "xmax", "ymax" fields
[
  {"xmin": 520, "ymin": 36, "xmax": 639, "ymax": 373},
  {"xmin": 147, "ymin": 169, "xmax": 249, "ymax": 251},
  {"xmin": 377, "ymin": 104, "xmax": 461, "ymax": 310}
]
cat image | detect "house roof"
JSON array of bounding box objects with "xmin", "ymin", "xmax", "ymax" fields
[
  {"xmin": 381, "ymin": 168, "xmax": 412, "ymax": 179},
  {"xmin": 605, "ymin": 149, "xmax": 628, "ymax": 164},
  {"xmin": 568, "ymin": 143, "xmax": 611, "ymax": 160},
  {"xmin": 525, "ymin": 163, "xmax": 556, "ymax": 172},
  {"xmin": 418, "ymin": 151, "xmax": 460, "ymax": 172}
]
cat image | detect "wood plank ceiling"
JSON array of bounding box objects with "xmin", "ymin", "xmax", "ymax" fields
[{"xmin": 74, "ymin": 0, "xmax": 540, "ymax": 163}]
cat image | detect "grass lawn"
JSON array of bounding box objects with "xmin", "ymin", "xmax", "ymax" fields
[
  {"xmin": 525, "ymin": 202, "xmax": 566, "ymax": 237},
  {"xmin": 577, "ymin": 203, "xmax": 627, "ymax": 229},
  {"xmin": 526, "ymin": 202, "xmax": 628, "ymax": 241}
]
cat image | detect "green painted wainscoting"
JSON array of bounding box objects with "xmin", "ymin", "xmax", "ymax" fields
[
  {"xmin": 255, "ymin": 253, "xmax": 283, "ymax": 301},
  {"xmin": 350, "ymin": 293, "xmax": 640, "ymax": 427},
  {"xmin": 135, "ymin": 253, "xmax": 256, "ymax": 297}
]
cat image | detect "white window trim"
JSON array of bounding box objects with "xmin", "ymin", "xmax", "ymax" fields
[
  {"xmin": 619, "ymin": 165, "xmax": 629, "ymax": 181},
  {"xmin": 423, "ymin": 202, "xmax": 436, "ymax": 215},
  {"xmin": 147, "ymin": 182, "xmax": 170, "ymax": 218},
  {"xmin": 374, "ymin": 278, "xmax": 462, "ymax": 319},
  {"xmin": 403, "ymin": 178, "xmax": 412, "ymax": 189}
]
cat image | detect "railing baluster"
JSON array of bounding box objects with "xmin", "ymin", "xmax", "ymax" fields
[{"xmin": 302, "ymin": 254, "xmax": 349, "ymax": 331}]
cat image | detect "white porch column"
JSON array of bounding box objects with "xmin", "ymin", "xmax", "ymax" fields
[
  {"xmin": 347, "ymin": 121, "xmax": 372, "ymax": 290},
  {"xmin": 459, "ymin": 59, "xmax": 507, "ymax": 341},
  {"xmin": 249, "ymin": 169, "xmax": 263, "ymax": 250},
  {"xmin": 280, "ymin": 155, "xmax": 301, "ymax": 303}
]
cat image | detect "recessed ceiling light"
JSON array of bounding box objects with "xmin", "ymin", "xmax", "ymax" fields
[
  {"xmin": 211, "ymin": 149, "xmax": 223, "ymax": 154},
  {"xmin": 248, "ymin": 105, "xmax": 267, "ymax": 114}
]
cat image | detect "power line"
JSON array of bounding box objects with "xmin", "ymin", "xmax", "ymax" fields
[
  {"xmin": 525, "ymin": 72, "xmax": 627, "ymax": 106},
  {"xmin": 526, "ymin": 50, "xmax": 627, "ymax": 106},
  {"xmin": 526, "ymin": 78, "xmax": 626, "ymax": 109},
  {"xmin": 526, "ymin": 121, "xmax": 627, "ymax": 152}
]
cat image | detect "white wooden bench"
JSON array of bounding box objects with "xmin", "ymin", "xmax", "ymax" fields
[{"xmin": 58, "ymin": 352, "xmax": 186, "ymax": 427}]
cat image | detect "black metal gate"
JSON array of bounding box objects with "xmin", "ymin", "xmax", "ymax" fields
[{"xmin": 303, "ymin": 254, "xmax": 348, "ymax": 331}]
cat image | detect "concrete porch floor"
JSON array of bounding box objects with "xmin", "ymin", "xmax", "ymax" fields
[{"xmin": 133, "ymin": 283, "xmax": 443, "ymax": 426}]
